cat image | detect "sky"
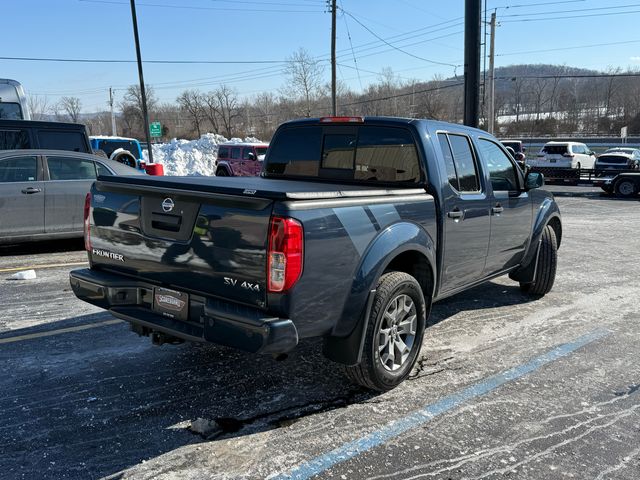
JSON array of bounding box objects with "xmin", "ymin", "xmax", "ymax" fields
[{"xmin": 4, "ymin": 0, "xmax": 640, "ymax": 113}]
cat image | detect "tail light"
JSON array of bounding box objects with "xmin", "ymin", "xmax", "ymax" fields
[
  {"xmin": 267, "ymin": 216, "xmax": 303, "ymax": 292},
  {"xmin": 83, "ymin": 192, "xmax": 92, "ymax": 252},
  {"xmin": 319, "ymin": 116, "xmax": 364, "ymax": 123}
]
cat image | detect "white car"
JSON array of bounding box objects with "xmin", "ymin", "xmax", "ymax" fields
[{"xmin": 531, "ymin": 141, "xmax": 596, "ymax": 169}]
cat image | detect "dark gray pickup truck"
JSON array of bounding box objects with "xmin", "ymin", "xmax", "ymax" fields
[{"xmin": 70, "ymin": 117, "xmax": 561, "ymax": 391}]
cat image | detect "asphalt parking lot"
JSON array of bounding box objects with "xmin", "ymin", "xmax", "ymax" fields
[{"xmin": 0, "ymin": 186, "xmax": 638, "ymax": 480}]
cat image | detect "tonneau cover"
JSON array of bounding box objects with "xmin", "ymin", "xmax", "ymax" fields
[{"xmin": 97, "ymin": 175, "xmax": 426, "ymax": 201}]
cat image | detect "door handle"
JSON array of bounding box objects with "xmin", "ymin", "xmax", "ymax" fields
[
  {"xmin": 492, "ymin": 204, "xmax": 504, "ymax": 214},
  {"xmin": 21, "ymin": 187, "xmax": 42, "ymax": 194},
  {"xmin": 447, "ymin": 208, "xmax": 464, "ymax": 220}
]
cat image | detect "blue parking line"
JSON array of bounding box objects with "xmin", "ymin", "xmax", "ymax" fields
[{"xmin": 274, "ymin": 329, "xmax": 609, "ymax": 480}]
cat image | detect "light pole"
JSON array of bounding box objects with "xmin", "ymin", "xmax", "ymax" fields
[{"xmin": 129, "ymin": 0, "xmax": 154, "ymax": 163}]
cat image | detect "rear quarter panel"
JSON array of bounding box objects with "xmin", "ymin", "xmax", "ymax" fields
[{"xmin": 272, "ymin": 194, "xmax": 437, "ymax": 339}]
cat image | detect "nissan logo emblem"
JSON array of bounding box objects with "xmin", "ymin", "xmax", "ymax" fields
[{"xmin": 162, "ymin": 198, "xmax": 175, "ymax": 213}]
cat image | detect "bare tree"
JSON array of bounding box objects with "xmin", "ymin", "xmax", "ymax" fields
[
  {"xmin": 202, "ymin": 92, "xmax": 221, "ymax": 134},
  {"xmin": 282, "ymin": 48, "xmax": 325, "ymax": 117},
  {"xmin": 119, "ymin": 84, "xmax": 158, "ymax": 137},
  {"xmin": 213, "ymin": 85, "xmax": 241, "ymax": 138},
  {"xmin": 58, "ymin": 96, "xmax": 82, "ymax": 123},
  {"xmin": 177, "ymin": 90, "xmax": 206, "ymax": 137},
  {"xmin": 27, "ymin": 95, "xmax": 51, "ymax": 120}
]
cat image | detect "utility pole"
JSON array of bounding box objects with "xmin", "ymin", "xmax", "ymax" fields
[
  {"xmin": 109, "ymin": 87, "xmax": 117, "ymax": 136},
  {"xmin": 330, "ymin": 0, "xmax": 337, "ymax": 116},
  {"xmin": 463, "ymin": 0, "xmax": 481, "ymax": 127},
  {"xmin": 129, "ymin": 0, "xmax": 154, "ymax": 163},
  {"xmin": 487, "ymin": 11, "xmax": 497, "ymax": 134}
]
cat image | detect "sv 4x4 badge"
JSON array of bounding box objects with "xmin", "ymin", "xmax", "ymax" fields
[{"xmin": 224, "ymin": 277, "xmax": 260, "ymax": 292}]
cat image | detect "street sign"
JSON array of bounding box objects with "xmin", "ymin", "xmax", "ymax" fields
[{"xmin": 150, "ymin": 121, "xmax": 162, "ymax": 137}]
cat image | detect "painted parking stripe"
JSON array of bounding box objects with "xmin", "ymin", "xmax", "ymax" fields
[
  {"xmin": 0, "ymin": 261, "xmax": 88, "ymax": 273},
  {"xmin": 273, "ymin": 329, "xmax": 609, "ymax": 480},
  {"xmin": 0, "ymin": 319, "xmax": 123, "ymax": 344}
]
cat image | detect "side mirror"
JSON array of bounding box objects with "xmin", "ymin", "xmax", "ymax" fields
[
  {"xmin": 247, "ymin": 152, "xmax": 256, "ymax": 160},
  {"xmin": 525, "ymin": 171, "xmax": 544, "ymax": 190}
]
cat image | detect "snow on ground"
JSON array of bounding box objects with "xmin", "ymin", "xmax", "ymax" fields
[{"xmin": 144, "ymin": 134, "xmax": 264, "ymax": 176}]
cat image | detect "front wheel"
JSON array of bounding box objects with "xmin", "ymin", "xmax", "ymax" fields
[
  {"xmin": 343, "ymin": 271, "xmax": 427, "ymax": 391},
  {"xmin": 520, "ymin": 225, "xmax": 557, "ymax": 297}
]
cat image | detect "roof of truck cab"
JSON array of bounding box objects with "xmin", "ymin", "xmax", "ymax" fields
[
  {"xmin": 277, "ymin": 116, "xmax": 492, "ymax": 137},
  {"xmin": 0, "ymin": 119, "xmax": 86, "ymax": 129}
]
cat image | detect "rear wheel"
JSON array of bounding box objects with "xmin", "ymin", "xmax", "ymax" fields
[
  {"xmin": 520, "ymin": 225, "xmax": 557, "ymax": 297},
  {"xmin": 343, "ymin": 271, "xmax": 427, "ymax": 391},
  {"xmin": 614, "ymin": 178, "xmax": 638, "ymax": 198}
]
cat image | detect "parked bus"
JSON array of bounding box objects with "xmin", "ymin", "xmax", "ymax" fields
[{"xmin": 0, "ymin": 79, "xmax": 30, "ymax": 120}]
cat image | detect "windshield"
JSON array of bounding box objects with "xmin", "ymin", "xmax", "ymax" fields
[
  {"xmin": 0, "ymin": 103, "xmax": 23, "ymax": 120},
  {"xmin": 255, "ymin": 147, "xmax": 268, "ymax": 156}
]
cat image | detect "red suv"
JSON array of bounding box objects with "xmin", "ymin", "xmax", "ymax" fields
[{"xmin": 216, "ymin": 143, "xmax": 268, "ymax": 177}]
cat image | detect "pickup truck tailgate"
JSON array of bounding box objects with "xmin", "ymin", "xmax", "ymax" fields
[{"xmin": 90, "ymin": 177, "xmax": 273, "ymax": 308}]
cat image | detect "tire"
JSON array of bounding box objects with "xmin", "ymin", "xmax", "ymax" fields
[
  {"xmin": 216, "ymin": 168, "xmax": 229, "ymax": 176},
  {"xmin": 343, "ymin": 271, "xmax": 427, "ymax": 391},
  {"xmin": 520, "ymin": 225, "xmax": 557, "ymax": 297},
  {"xmin": 613, "ymin": 178, "xmax": 638, "ymax": 198},
  {"xmin": 113, "ymin": 152, "xmax": 137, "ymax": 168}
]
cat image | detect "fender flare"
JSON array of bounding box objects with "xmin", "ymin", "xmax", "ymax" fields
[
  {"xmin": 323, "ymin": 222, "xmax": 436, "ymax": 366},
  {"xmin": 215, "ymin": 161, "xmax": 233, "ymax": 176},
  {"xmin": 509, "ymin": 197, "xmax": 561, "ymax": 283}
]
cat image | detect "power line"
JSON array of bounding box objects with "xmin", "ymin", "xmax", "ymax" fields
[
  {"xmin": 500, "ymin": 2, "xmax": 640, "ymax": 17},
  {"xmin": 497, "ymin": 39, "xmax": 640, "ymax": 57},
  {"xmin": 340, "ymin": 82, "xmax": 464, "ymax": 107},
  {"xmin": 501, "ymin": 8, "xmax": 640, "ymax": 22},
  {"xmin": 79, "ymin": 0, "xmax": 324, "ymax": 13},
  {"xmin": 340, "ymin": 9, "xmax": 460, "ymax": 68},
  {"xmin": 0, "ymin": 56, "xmax": 286, "ymax": 64},
  {"xmin": 339, "ymin": 2, "xmax": 363, "ymax": 91},
  {"xmin": 495, "ymin": 0, "xmax": 586, "ymax": 9}
]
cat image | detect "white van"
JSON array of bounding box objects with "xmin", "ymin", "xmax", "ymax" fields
[
  {"xmin": 0, "ymin": 79, "xmax": 30, "ymax": 120},
  {"xmin": 531, "ymin": 141, "xmax": 596, "ymax": 169}
]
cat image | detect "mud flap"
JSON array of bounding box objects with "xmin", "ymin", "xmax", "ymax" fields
[{"xmin": 322, "ymin": 289, "xmax": 376, "ymax": 366}]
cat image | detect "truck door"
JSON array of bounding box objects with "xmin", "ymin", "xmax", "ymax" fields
[
  {"xmin": 0, "ymin": 154, "xmax": 44, "ymax": 239},
  {"xmin": 437, "ymin": 133, "xmax": 491, "ymax": 293},
  {"xmin": 477, "ymin": 139, "xmax": 533, "ymax": 275}
]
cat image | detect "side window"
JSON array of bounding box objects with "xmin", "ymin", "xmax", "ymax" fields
[
  {"xmin": 0, "ymin": 156, "xmax": 38, "ymax": 182},
  {"xmin": 478, "ymin": 139, "xmax": 518, "ymax": 192},
  {"xmin": 231, "ymin": 147, "xmax": 241, "ymax": 160},
  {"xmin": 242, "ymin": 147, "xmax": 254, "ymax": 160},
  {"xmin": 355, "ymin": 126, "xmax": 420, "ymax": 182},
  {"xmin": 448, "ymin": 134, "xmax": 480, "ymax": 192},
  {"xmin": 322, "ymin": 134, "xmax": 355, "ymax": 170},
  {"xmin": 218, "ymin": 146, "xmax": 229, "ymax": 159},
  {"xmin": 0, "ymin": 129, "xmax": 30, "ymax": 149},
  {"xmin": 95, "ymin": 162, "xmax": 113, "ymax": 176},
  {"xmin": 437, "ymin": 133, "xmax": 458, "ymax": 189},
  {"xmin": 38, "ymin": 131, "xmax": 87, "ymax": 152},
  {"xmin": 47, "ymin": 157, "xmax": 97, "ymax": 180}
]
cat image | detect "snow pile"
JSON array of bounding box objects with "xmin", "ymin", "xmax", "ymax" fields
[{"xmin": 147, "ymin": 134, "xmax": 265, "ymax": 176}]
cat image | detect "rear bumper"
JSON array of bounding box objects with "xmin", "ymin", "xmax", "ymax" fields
[{"xmin": 69, "ymin": 268, "xmax": 298, "ymax": 354}]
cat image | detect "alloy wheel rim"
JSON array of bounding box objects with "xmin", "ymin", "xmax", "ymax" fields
[
  {"xmin": 619, "ymin": 181, "xmax": 634, "ymax": 195},
  {"xmin": 377, "ymin": 294, "xmax": 417, "ymax": 372}
]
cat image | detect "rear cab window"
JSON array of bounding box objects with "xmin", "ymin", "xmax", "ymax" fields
[{"xmin": 265, "ymin": 125, "xmax": 421, "ymax": 184}]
